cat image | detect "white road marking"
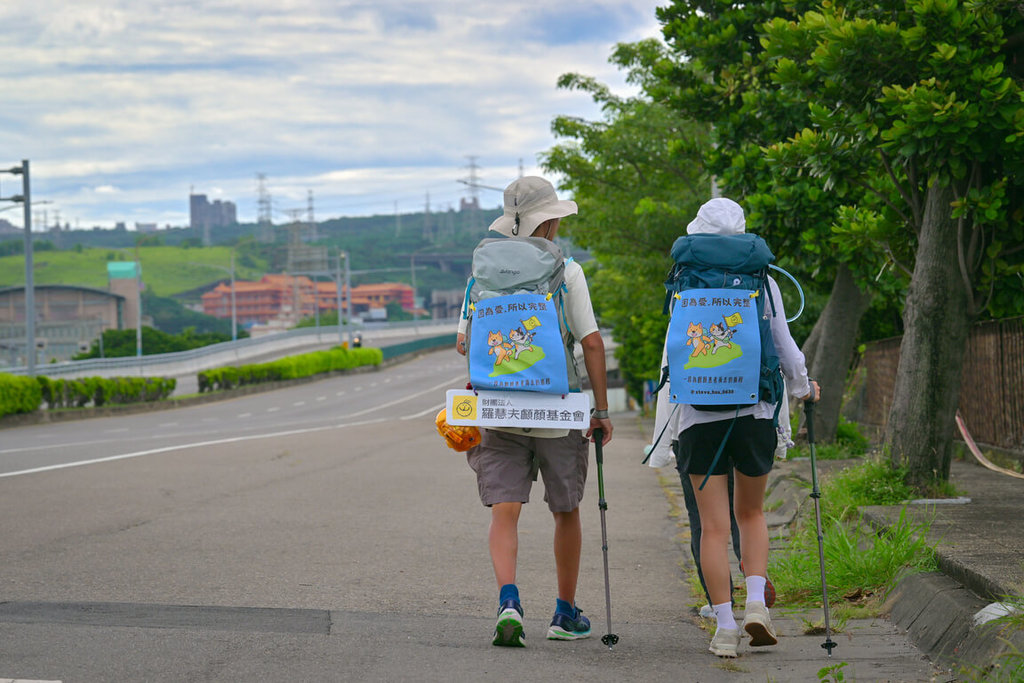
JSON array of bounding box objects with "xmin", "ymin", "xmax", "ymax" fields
[
  {"xmin": 266, "ymin": 407, "xmax": 280, "ymax": 413},
  {"xmin": 335, "ymin": 391, "xmax": 346, "ymax": 396},
  {"xmin": 237, "ymin": 413, "xmax": 252, "ymax": 418},
  {"xmin": 0, "ymin": 375, "xmax": 465, "ymax": 479},
  {"xmin": 0, "ymin": 419, "xmax": 389, "ymax": 479},
  {"xmin": 104, "ymin": 428, "xmax": 129, "ymax": 434},
  {"xmin": 402, "ymin": 402, "xmax": 446, "ymax": 420},
  {"xmin": 293, "ymin": 401, "xmax": 306, "ymax": 407},
  {"xmin": 159, "ymin": 422, "xmax": 179, "ymax": 427},
  {"xmin": 316, "ymin": 396, "xmax": 326, "ymax": 401}
]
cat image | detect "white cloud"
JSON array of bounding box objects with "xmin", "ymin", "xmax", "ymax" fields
[{"xmin": 0, "ymin": 0, "xmax": 665, "ymax": 228}]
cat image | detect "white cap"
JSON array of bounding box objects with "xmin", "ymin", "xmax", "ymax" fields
[{"xmin": 686, "ymin": 197, "xmax": 746, "ymax": 235}]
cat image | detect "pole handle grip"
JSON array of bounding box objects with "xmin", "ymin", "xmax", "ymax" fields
[{"xmin": 804, "ymin": 380, "xmax": 816, "ymax": 445}]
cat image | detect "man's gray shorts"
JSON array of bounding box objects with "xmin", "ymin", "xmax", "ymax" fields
[{"xmin": 466, "ymin": 428, "xmax": 590, "ymax": 513}]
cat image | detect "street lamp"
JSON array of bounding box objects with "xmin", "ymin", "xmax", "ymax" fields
[
  {"xmin": 336, "ymin": 250, "xmax": 352, "ymax": 346},
  {"xmin": 0, "ymin": 160, "xmax": 34, "ymax": 376}
]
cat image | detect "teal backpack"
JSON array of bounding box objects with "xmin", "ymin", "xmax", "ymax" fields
[{"xmin": 661, "ymin": 233, "xmax": 785, "ymax": 418}]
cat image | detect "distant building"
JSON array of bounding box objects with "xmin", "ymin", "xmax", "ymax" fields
[
  {"xmin": 0, "ymin": 285, "xmax": 126, "ymax": 365},
  {"xmin": 200, "ymin": 275, "xmax": 415, "ymax": 325},
  {"xmin": 189, "ymin": 193, "xmax": 237, "ymax": 245},
  {"xmin": 135, "ymin": 222, "xmax": 158, "ymax": 233}
]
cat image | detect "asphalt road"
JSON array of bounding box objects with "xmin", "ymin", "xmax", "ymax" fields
[{"xmin": 0, "ymin": 350, "xmax": 938, "ymax": 682}]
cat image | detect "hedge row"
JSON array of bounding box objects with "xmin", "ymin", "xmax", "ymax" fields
[
  {"xmin": 198, "ymin": 346, "xmax": 383, "ymax": 392},
  {"xmin": 37, "ymin": 376, "xmax": 177, "ymax": 410},
  {"xmin": 0, "ymin": 373, "xmax": 43, "ymax": 418},
  {"xmin": 0, "ymin": 374, "xmax": 177, "ymax": 417}
]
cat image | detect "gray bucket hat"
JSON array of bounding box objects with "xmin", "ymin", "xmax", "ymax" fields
[{"xmin": 487, "ymin": 176, "xmax": 578, "ymax": 237}]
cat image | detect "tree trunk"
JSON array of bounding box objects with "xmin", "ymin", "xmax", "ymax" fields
[
  {"xmin": 805, "ymin": 264, "xmax": 873, "ymax": 443},
  {"xmin": 884, "ymin": 182, "xmax": 971, "ymax": 490}
]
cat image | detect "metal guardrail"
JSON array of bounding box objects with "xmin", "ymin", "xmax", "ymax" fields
[
  {"xmin": 380, "ymin": 334, "xmax": 456, "ymax": 360},
  {"xmin": 1, "ymin": 318, "xmax": 452, "ymax": 378}
]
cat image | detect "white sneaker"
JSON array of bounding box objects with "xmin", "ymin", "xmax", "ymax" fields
[
  {"xmin": 742, "ymin": 601, "xmax": 778, "ymax": 647},
  {"xmin": 709, "ymin": 626, "xmax": 741, "ymax": 657}
]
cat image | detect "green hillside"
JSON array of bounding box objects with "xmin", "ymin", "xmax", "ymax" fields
[{"xmin": 0, "ymin": 246, "xmax": 266, "ymax": 297}]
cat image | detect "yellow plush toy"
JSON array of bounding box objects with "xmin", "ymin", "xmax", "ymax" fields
[{"xmin": 435, "ymin": 409, "xmax": 481, "ymax": 452}]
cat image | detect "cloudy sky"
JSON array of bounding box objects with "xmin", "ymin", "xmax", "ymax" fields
[{"xmin": 0, "ymin": 0, "xmax": 664, "ymax": 230}]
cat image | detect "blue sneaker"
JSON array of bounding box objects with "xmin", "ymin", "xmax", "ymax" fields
[
  {"xmin": 547, "ymin": 605, "xmax": 591, "ymax": 640},
  {"xmin": 492, "ymin": 600, "xmax": 525, "ymax": 647}
]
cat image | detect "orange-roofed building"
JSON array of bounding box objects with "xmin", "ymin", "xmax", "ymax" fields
[{"xmin": 201, "ymin": 275, "xmax": 415, "ymax": 324}]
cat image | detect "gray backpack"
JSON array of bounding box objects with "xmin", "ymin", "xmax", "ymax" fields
[{"xmin": 462, "ymin": 236, "xmax": 580, "ymax": 393}]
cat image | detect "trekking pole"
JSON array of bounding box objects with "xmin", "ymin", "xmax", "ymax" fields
[
  {"xmin": 804, "ymin": 398, "xmax": 837, "ymax": 657},
  {"xmin": 593, "ymin": 428, "xmax": 619, "ymax": 649}
]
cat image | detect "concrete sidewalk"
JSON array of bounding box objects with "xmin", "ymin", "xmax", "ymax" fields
[
  {"xmin": 602, "ymin": 414, "xmax": 945, "ymax": 682},
  {"xmin": 863, "ymin": 459, "xmax": 1024, "ymax": 674},
  {"xmin": 645, "ymin": 406, "xmax": 1024, "ymax": 680}
]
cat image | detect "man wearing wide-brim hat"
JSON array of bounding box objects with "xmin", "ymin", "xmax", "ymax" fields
[{"xmin": 455, "ymin": 175, "xmax": 613, "ymax": 647}]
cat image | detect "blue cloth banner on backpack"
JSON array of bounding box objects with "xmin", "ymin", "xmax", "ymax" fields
[
  {"xmin": 666, "ymin": 288, "xmax": 761, "ymax": 405},
  {"xmin": 468, "ymin": 293, "xmax": 569, "ymax": 395}
]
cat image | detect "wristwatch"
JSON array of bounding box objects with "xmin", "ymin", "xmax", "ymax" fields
[{"xmin": 591, "ymin": 408, "xmax": 609, "ymax": 420}]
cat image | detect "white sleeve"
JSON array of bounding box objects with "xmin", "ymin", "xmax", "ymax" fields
[
  {"xmin": 767, "ymin": 277, "xmax": 811, "ymax": 399},
  {"xmin": 563, "ymin": 260, "xmax": 599, "ymax": 340},
  {"xmin": 647, "ymin": 329, "xmax": 679, "ymax": 468}
]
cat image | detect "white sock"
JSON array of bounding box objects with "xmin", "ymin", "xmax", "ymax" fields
[
  {"xmin": 713, "ymin": 602, "xmax": 737, "ymax": 630},
  {"xmin": 746, "ymin": 575, "xmax": 767, "ymax": 606}
]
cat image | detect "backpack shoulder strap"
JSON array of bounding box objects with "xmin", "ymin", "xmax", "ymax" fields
[{"xmin": 461, "ymin": 277, "xmax": 476, "ymax": 320}]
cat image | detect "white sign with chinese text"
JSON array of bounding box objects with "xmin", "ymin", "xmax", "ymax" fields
[{"xmin": 445, "ymin": 389, "xmax": 590, "ymax": 429}]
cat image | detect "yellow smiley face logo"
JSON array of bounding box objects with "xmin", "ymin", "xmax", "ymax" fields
[{"xmin": 453, "ymin": 396, "xmax": 477, "ymax": 420}]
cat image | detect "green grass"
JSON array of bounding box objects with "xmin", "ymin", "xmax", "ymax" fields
[
  {"xmin": 0, "ymin": 246, "xmax": 266, "ymax": 297},
  {"xmin": 770, "ymin": 505, "xmax": 936, "ymax": 611},
  {"xmin": 769, "ymin": 457, "xmax": 938, "ymax": 613},
  {"xmin": 821, "ymin": 458, "xmax": 917, "ymax": 521}
]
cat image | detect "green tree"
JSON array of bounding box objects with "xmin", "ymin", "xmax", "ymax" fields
[
  {"xmin": 74, "ymin": 326, "xmax": 235, "ymax": 359},
  {"xmin": 542, "ymin": 39, "xmax": 711, "ymax": 405},
  {"xmin": 761, "ymin": 0, "xmax": 1024, "ymax": 489}
]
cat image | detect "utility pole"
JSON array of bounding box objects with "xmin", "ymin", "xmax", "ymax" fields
[
  {"xmin": 229, "ymin": 250, "xmax": 237, "ymax": 342},
  {"xmin": 336, "ymin": 250, "xmax": 352, "ymax": 346},
  {"xmin": 14, "ymin": 161, "xmax": 34, "ymax": 375},
  {"xmin": 410, "ymin": 253, "xmax": 418, "ymax": 333},
  {"xmin": 1, "ymin": 161, "xmax": 35, "ymax": 373},
  {"xmin": 134, "ymin": 241, "xmax": 143, "ymax": 357}
]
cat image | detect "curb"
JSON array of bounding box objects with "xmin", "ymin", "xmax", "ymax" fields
[
  {"xmin": 753, "ymin": 458, "xmax": 1024, "ymax": 675},
  {"xmin": 887, "ymin": 570, "xmax": 1024, "ymax": 673},
  {"xmin": 861, "ymin": 506, "xmax": 1018, "ymax": 605}
]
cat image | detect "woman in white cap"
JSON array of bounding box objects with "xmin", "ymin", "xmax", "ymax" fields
[
  {"xmin": 455, "ymin": 176, "xmax": 613, "ymax": 647},
  {"xmin": 650, "ymin": 197, "xmax": 819, "ymax": 657}
]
